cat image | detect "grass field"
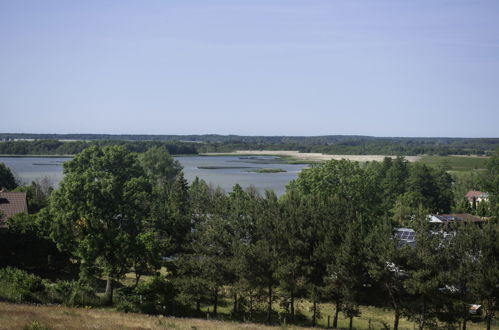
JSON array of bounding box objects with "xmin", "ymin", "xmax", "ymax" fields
[
  {"xmin": 0, "ymin": 302, "xmax": 283, "ymax": 330},
  {"xmin": 0, "ymin": 301, "xmax": 492, "ymax": 330},
  {"xmin": 418, "ymin": 155, "xmax": 489, "ymax": 171}
]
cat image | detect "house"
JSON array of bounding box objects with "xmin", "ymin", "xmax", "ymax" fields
[
  {"xmin": 396, "ymin": 213, "xmax": 486, "ymax": 246},
  {"xmin": 465, "ymin": 190, "xmax": 488, "ymax": 205},
  {"xmin": 0, "ymin": 191, "xmax": 28, "ymax": 228},
  {"xmin": 429, "ymin": 213, "xmax": 486, "ymax": 224}
]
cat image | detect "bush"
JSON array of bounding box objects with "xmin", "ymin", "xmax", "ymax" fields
[
  {"xmin": 0, "ymin": 267, "xmax": 98, "ymax": 307},
  {"xmin": 48, "ymin": 280, "xmax": 99, "ymax": 307},
  {"xmin": 0, "ymin": 267, "xmax": 48, "ymax": 303},
  {"xmin": 116, "ymin": 275, "xmax": 176, "ymax": 315}
]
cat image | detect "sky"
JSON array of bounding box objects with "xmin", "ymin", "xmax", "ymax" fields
[{"xmin": 0, "ymin": 0, "xmax": 498, "ymax": 137}]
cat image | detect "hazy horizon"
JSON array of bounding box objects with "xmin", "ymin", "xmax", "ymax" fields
[
  {"xmin": 2, "ymin": 132, "xmax": 498, "ymax": 139},
  {"xmin": 1, "ymin": 1, "xmax": 498, "ymax": 137}
]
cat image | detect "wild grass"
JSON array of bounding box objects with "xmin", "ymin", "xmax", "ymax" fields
[
  {"xmin": 1, "ymin": 299, "xmax": 493, "ymax": 330},
  {"xmin": 419, "ymin": 155, "xmax": 489, "ymax": 171},
  {"xmin": 248, "ymin": 168, "xmax": 287, "ymax": 173},
  {"xmin": 0, "ymin": 302, "xmax": 285, "ymax": 330},
  {"xmin": 197, "ymin": 166, "xmax": 253, "ymax": 170}
]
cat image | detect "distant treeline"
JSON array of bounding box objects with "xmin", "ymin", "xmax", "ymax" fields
[
  {"xmin": 0, "ymin": 139, "xmax": 198, "ymax": 155},
  {"xmin": 1, "ymin": 133, "xmax": 498, "ymax": 155}
]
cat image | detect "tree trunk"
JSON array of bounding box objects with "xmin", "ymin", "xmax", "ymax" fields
[
  {"xmin": 312, "ymin": 299, "xmax": 317, "ymax": 327},
  {"xmin": 419, "ymin": 299, "xmax": 426, "ymax": 330},
  {"xmin": 132, "ymin": 273, "xmax": 141, "ymax": 289},
  {"xmin": 196, "ymin": 300, "xmax": 201, "ymax": 312},
  {"xmin": 213, "ymin": 290, "xmax": 218, "ymax": 316},
  {"xmin": 349, "ymin": 315, "xmax": 353, "ymax": 330},
  {"xmin": 233, "ymin": 293, "xmax": 238, "ymax": 315},
  {"xmin": 333, "ymin": 299, "xmax": 340, "ymax": 328},
  {"xmin": 104, "ymin": 276, "xmax": 114, "ymax": 306},
  {"xmin": 249, "ymin": 293, "xmax": 253, "ymax": 321},
  {"xmin": 290, "ymin": 294, "xmax": 295, "ymax": 316},
  {"xmin": 394, "ymin": 307, "xmax": 400, "ymax": 330},
  {"xmin": 486, "ymin": 312, "xmax": 491, "ymax": 330},
  {"xmin": 267, "ymin": 284, "xmax": 273, "ymax": 324},
  {"xmin": 462, "ymin": 317, "xmax": 467, "ymax": 330},
  {"xmin": 387, "ymin": 284, "xmax": 400, "ymax": 330}
]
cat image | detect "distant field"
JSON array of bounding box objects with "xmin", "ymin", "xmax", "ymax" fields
[
  {"xmin": 419, "ymin": 155, "xmax": 489, "ymax": 171},
  {"xmin": 203, "ymin": 150, "xmax": 421, "ymax": 163}
]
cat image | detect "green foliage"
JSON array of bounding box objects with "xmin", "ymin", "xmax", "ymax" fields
[
  {"xmin": 293, "ymin": 159, "xmax": 380, "ymax": 216},
  {"xmin": 482, "ymin": 148, "xmax": 499, "ymax": 218},
  {"xmin": 140, "ymin": 146, "xmax": 182, "ymax": 187},
  {"xmin": 251, "ymin": 168, "xmax": 287, "ymax": 173},
  {"xmin": 49, "ymin": 145, "xmax": 159, "ymax": 304},
  {"xmin": 116, "ymin": 275, "xmax": 176, "ymax": 315},
  {"xmin": 419, "ymin": 155, "xmax": 489, "ymax": 171},
  {"xmin": 1, "ymin": 133, "xmax": 498, "ymax": 156},
  {"xmin": 403, "ymin": 211, "xmax": 447, "ymax": 329},
  {"xmin": 49, "ymin": 280, "xmax": 99, "ymax": 307},
  {"xmin": 1, "ymin": 216, "xmax": 70, "ymax": 272},
  {"xmin": 468, "ymin": 223, "xmax": 499, "ymax": 330},
  {"xmin": 0, "ymin": 162, "xmax": 17, "ymax": 190},
  {"xmin": 13, "ymin": 179, "xmax": 53, "ymax": 213},
  {"xmin": 0, "ymin": 139, "xmax": 198, "ymax": 156},
  {"xmin": 0, "ymin": 267, "xmax": 48, "ymax": 303},
  {"xmin": 1, "ymin": 147, "xmax": 496, "ymax": 329}
]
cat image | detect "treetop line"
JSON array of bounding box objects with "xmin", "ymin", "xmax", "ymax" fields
[{"xmin": 0, "ymin": 144, "xmax": 497, "ymax": 330}]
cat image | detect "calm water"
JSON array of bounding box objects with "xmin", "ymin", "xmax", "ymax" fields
[{"xmin": 0, "ymin": 156, "xmax": 308, "ymax": 196}]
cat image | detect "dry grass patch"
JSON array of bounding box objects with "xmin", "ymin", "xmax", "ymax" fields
[{"xmin": 0, "ymin": 302, "xmax": 301, "ymax": 330}]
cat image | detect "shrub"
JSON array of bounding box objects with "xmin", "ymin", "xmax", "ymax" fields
[
  {"xmin": 116, "ymin": 275, "xmax": 176, "ymax": 315},
  {"xmin": 0, "ymin": 267, "xmax": 48, "ymax": 303},
  {"xmin": 48, "ymin": 280, "xmax": 99, "ymax": 307}
]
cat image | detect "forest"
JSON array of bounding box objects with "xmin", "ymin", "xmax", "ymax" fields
[
  {"xmin": 0, "ymin": 146, "xmax": 498, "ymax": 330},
  {"xmin": 1, "ymin": 134, "xmax": 499, "ymax": 156}
]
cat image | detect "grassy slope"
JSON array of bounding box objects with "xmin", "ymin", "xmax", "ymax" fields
[
  {"xmin": 1, "ymin": 301, "xmax": 491, "ymax": 330},
  {"xmin": 0, "ymin": 302, "xmax": 285, "ymax": 330}
]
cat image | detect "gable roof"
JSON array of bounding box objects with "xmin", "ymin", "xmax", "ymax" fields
[
  {"xmin": 465, "ymin": 190, "xmax": 488, "ymax": 199},
  {"xmin": 0, "ymin": 192, "xmax": 28, "ymax": 227}
]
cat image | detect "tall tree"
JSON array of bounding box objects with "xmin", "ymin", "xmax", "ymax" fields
[
  {"xmin": 443, "ymin": 223, "xmax": 477, "ymax": 330},
  {"xmin": 331, "ymin": 219, "xmax": 368, "ymax": 330},
  {"xmin": 403, "ymin": 210, "xmax": 445, "ymax": 330},
  {"xmin": 139, "ymin": 145, "xmax": 182, "ymax": 188},
  {"xmin": 482, "ymin": 148, "xmax": 499, "ymax": 218},
  {"xmin": 365, "ymin": 218, "xmax": 409, "ymax": 330},
  {"xmin": 276, "ymin": 188, "xmax": 313, "ymax": 319},
  {"xmin": 469, "ymin": 223, "xmax": 499, "ymax": 330},
  {"xmin": 165, "ymin": 173, "xmax": 191, "ymax": 253},
  {"xmin": 50, "ymin": 146, "xmax": 155, "ymax": 305}
]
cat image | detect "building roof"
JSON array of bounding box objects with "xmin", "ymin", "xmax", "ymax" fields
[
  {"xmin": 430, "ymin": 213, "xmax": 486, "ymax": 223},
  {"xmin": 0, "ymin": 191, "xmax": 28, "ymax": 227},
  {"xmin": 465, "ymin": 190, "xmax": 488, "ymax": 199}
]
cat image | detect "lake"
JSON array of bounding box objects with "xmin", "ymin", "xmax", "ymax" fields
[{"xmin": 0, "ymin": 156, "xmax": 309, "ymax": 196}]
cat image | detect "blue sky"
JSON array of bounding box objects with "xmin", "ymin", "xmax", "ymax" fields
[{"xmin": 0, "ymin": 0, "xmax": 498, "ymax": 137}]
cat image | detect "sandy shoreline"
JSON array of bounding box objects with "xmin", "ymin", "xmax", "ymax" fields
[{"xmin": 202, "ymin": 150, "xmax": 421, "ymax": 162}]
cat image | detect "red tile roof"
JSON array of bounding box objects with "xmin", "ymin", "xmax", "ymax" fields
[
  {"xmin": 0, "ymin": 192, "xmax": 28, "ymax": 227},
  {"xmin": 465, "ymin": 190, "xmax": 486, "ymax": 199}
]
